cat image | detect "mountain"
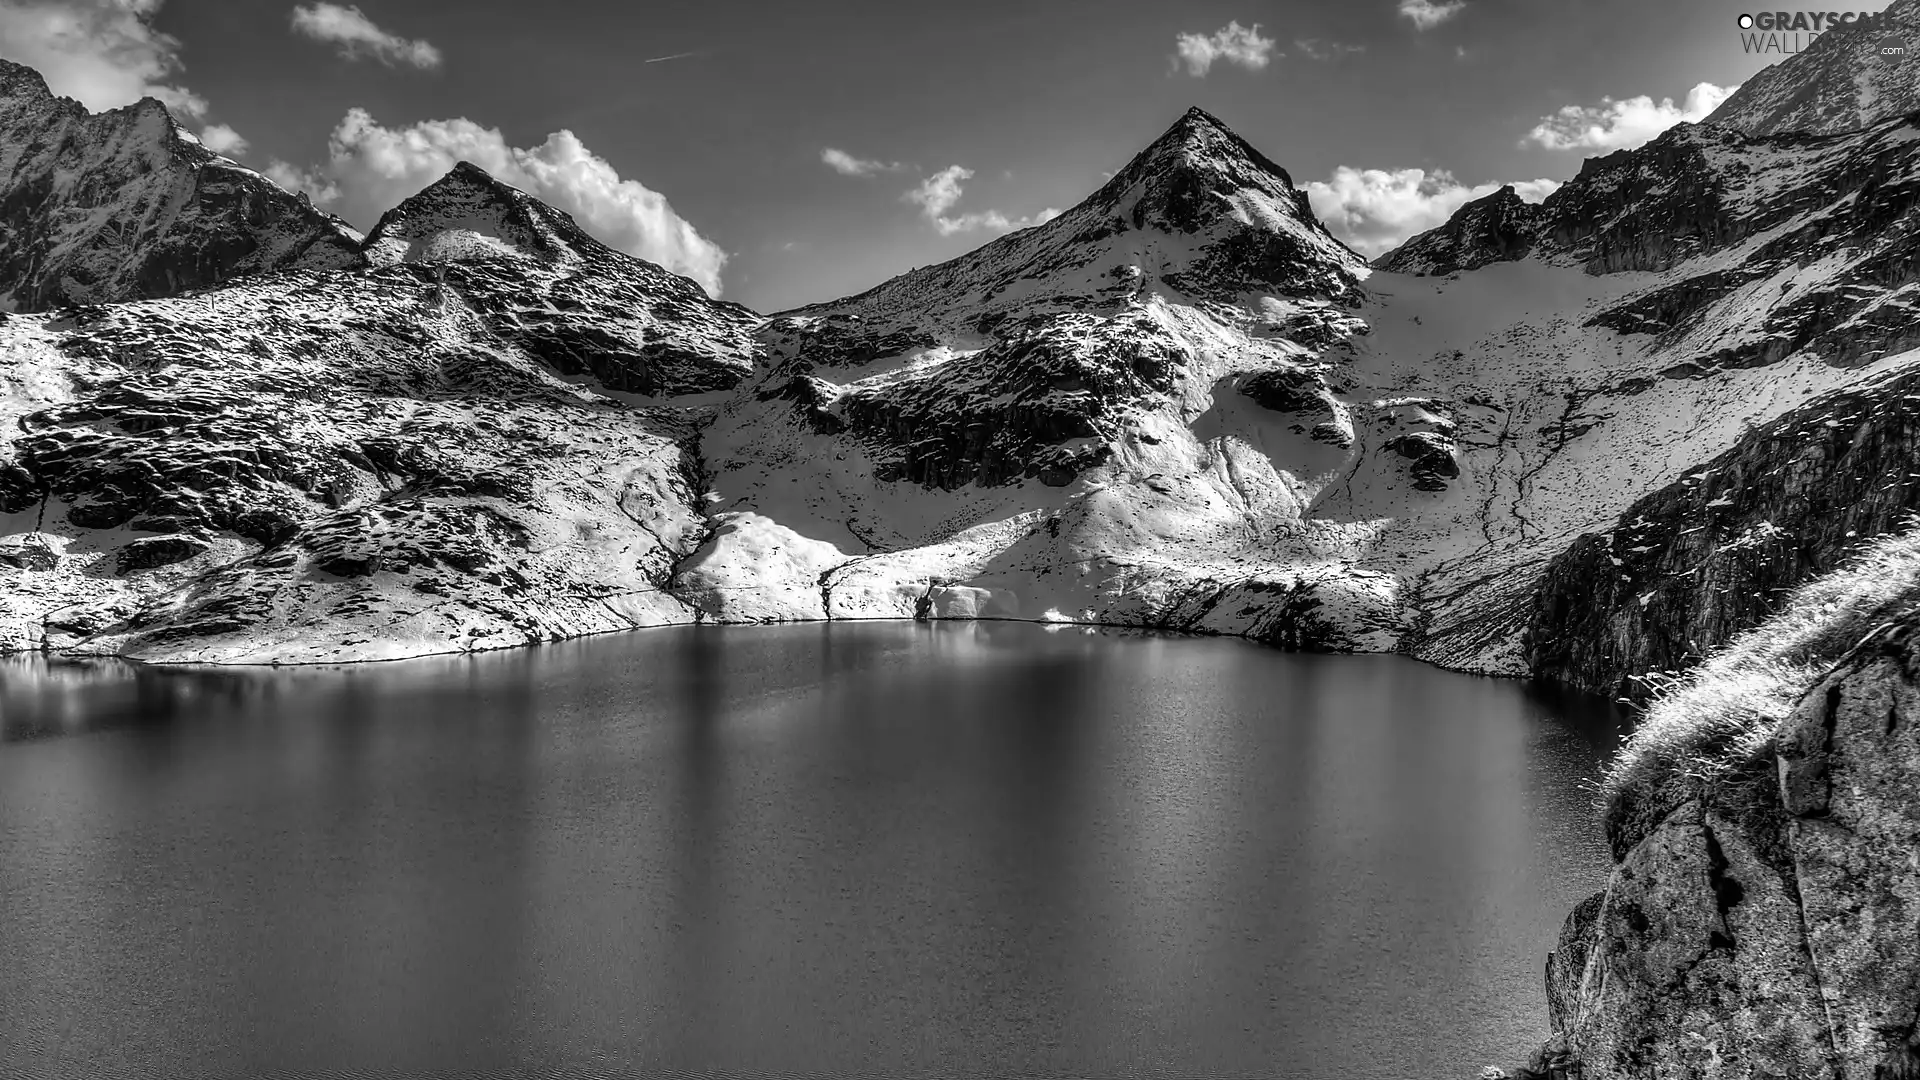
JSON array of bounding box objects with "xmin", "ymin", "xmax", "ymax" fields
[
  {"xmin": 1374, "ymin": 112, "xmax": 1920, "ymax": 692},
  {"xmin": 4, "ymin": 77, "xmax": 1920, "ymax": 678},
  {"xmin": 0, "ymin": 127, "xmax": 759, "ymax": 661},
  {"xmin": 680, "ymin": 107, "xmax": 1395, "ymax": 635},
  {"xmin": 1705, "ymin": 0, "xmax": 1920, "ymax": 135},
  {"xmin": 0, "ymin": 59, "xmax": 364, "ymax": 312}
]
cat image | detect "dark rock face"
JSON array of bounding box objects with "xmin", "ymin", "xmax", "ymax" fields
[
  {"xmin": 362, "ymin": 165, "xmax": 759, "ymax": 396},
  {"xmin": 1527, "ymin": 369, "xmax": 1920, "ymax": 700},
  {"xmin": 117, "ymin": 534, "xmax": 209, "ymax": 573},
  {"xmin": 0, "ymin": 59, "xmax": 365, "ymax": 312},
  {"xmin": 0, "ymin": 539, "xmax": 56, "ymax": 571},
  {"xmin": 1374, "ymin": 185, "xmax": 1541, "ymax": 275},
  {"xmin": 1386, "ymin": 431, "xmax": 1460, "ymax": 491},
  {"xmin": 832, "ymin": 313, "xmax": 1177, "ymax": 489},
  {"xmin": 1535, "ymin": 129, "xmax": 1744, "ymax": 275},
  {"xmin": 1542, "ymin": 615, "xmax": 1920, "ymax": 1079}
]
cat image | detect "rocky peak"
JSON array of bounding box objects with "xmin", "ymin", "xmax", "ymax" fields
[
  {"xmin": 1705, "ymin": 0, "xmax": 1920, "ymax": 135},
  {"xmin": 774, "ymin": 106, "xmax": 1367, "ymax": 348},
  {"xmin": 1085, "ymin": 106, "xmax": 1323, "ymax": 234},
  {"xmin": 0, "ymin": 57, "xmax": 365, "ymax": 312},
  {"xmin": 361, "ymin": 160, "xmax": 600, "ymax": 266},
  {"xmin": 1375, "ymin": 184, "xmax": 1542, "ymax": 275}
]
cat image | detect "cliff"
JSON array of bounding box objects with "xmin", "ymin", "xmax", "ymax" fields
[{"xmin": 1522, "ymin": 533, "xmax": 1920, "ymax": 1078}]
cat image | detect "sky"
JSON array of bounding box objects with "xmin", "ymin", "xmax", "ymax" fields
[{"xmin": 0, "ymin": 0, "xmax": 1894, "ymax": 311}]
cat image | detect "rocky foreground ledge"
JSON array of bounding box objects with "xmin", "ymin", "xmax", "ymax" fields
[{"xmin": 1478, "ymin": 527, "xmax": 1920, "ymax": 1079}]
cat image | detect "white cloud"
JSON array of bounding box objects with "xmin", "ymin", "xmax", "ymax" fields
[
  {"xmin": 1524, "ymin": 82, "xmax": 1739, "ymax": 153},
  {"xmin": 903, "ymin": 165, "xmax": 1059, "ymax": 236},
  {"xmin": 274, "ymin": 108, "xmax": 726, "ymax": 294},
  {"xmin": 289, "ymin": 3, "xmax": 440, "ymax": 68},
  {"xmin": 1305, "ymin": 166, "xmax": 1559, "ymax": 257},
  {"xmin": 1173, "ymin": 20, "xmax": 1275, "ymax": 76},
  {"xmin": 821, "ymin": 147, "xmax": 904, "ymax": 177},
  {"xmin": 1294, "ymin": 38, "xmax": 1364, "ymax": 60},
  {"xmin": 199, "ymin": 122, "xmax": 247, "ymax": 155},
  {"xmin": 0, "ymin": 0, "xmax": 206, "ymax": 116},
  {"xmin": 906, "ymin": 165, "xmax": 970, "ymax": 218},
  {"xmin": 263, "ymin": 159, "xmax": 339, "ymax": 202},
  {"xmin": 1398, "ymin": 0, "xmax": 1467, "ymax": 30}
]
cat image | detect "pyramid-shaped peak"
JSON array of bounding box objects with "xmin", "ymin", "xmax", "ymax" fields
[
  {"xmin": 1072, "ymin": 104, "xmax": 1332, "ymax": 250},
  {"xmin": 1096, "ymin": 106, "xmax": 1302, "ymax": 206},
  {"xmin": 447, "ymin": 159, "xmax": 508, "ymax": 184},
  {"xmin": 362, "ymin": 160, "xmax": 596, "ymax": 266}
]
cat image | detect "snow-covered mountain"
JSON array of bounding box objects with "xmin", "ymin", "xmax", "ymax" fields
[
  {"xmin": 1705, "ymin": 0, "xmax": 1920, "ymax": 135},
  {"xmin": 0, "ymin": 59, "xmax": 364, "ymax": 313},
  {"xmin": 2, "ymin": 67, "xmax": 1919, "ymax": 681}
]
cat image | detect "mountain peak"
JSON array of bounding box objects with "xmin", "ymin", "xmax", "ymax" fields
[
  {"xmin": 0, "ymin": 57, "xmax": 53, "ymax": 103},
  {"xmin": 0, "ymin": 57, "xmax": 364, "ymax": 310},
  {"xmin": 776, "ymin": 105, "xmax": 1366, "ymax": 342},
  {"xmin": 1119, "ymin": 106, "xmax": 1297, "ymax": 187},
  {"xmin": 1376, "ymin": 183, "xmax": 1541, "ymax": 275},
  {"xmin": 362, "ymin": 161, "xmax": 598, "ymax": 266}
]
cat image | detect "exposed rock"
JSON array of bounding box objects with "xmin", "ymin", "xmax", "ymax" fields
[
  {"xmin": 1375, "ymin": 185, "xmax": 1541, "ymax": 275},
  {"xmin": 0, "ymin": 538, "xmax": 55, "ymax": 571},
  {"xmin": 117, "ymin": 534, "xmax": 208, "ymax": 573},
  {"xmin": 1543, "ymin": 614, "xmax": 1920, "ymax": 1078},
  {"xmin": 1527, "ymin": 366, "xmax": 1920, "ymax": 701},
  {"xmin": 0, "ymin": 59, "xmax": 364, "ymax": 313}
]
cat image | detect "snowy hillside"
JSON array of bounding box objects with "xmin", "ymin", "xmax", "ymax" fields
[{"xmin": 2, "ymin": 67, "xmax": 1919, "ymax": 670}]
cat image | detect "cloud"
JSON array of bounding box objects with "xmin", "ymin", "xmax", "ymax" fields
[
  {"xmin": 903, "ymin": 165, "xmax": 1059, "ymax": 236},
  {"xmin": 263, "ymin": 159, "xmax": 339, "ymax": 202},
  {"xmin": 0, "ymin": 0, "xmax": 206, "ymax": 116},
  {"xmin": 821, "ymin": 147, "xmax": 905, "ymax": 177},
  {"xmin": 1294, "ymin": 38, "xmax": 1364, "ymax": 60},
  {"xmin": 272, "ymin": 108, "xmax": 726, "ymax": 294},
  {"xmin": 906, "ymin": 165, "xmax": 970, "ymax": 218},
  {"xmin": 1305, "ymin": 166, "xmax": 1560, "ymax": 257},
  {"xmin": 1398, "ymin": 0, "xmax": 1467, "ymax": 30},
  {"xmin": 290, "ymin": 3, "xmax": 440, "ymax": 68},
  {"xmin": 1524, "ymin": 82, "xmax": 1739, "ymax": 152},
  {"xmin": 199, "ymin": 122, "xmax": 247, "ymax": 155},
  {"xmin": 1172, "ymin": 20, "xmax": 1275, "ymax": 76}
]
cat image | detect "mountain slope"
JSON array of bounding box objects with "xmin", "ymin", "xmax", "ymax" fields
[
  {"xmin": 1704, "ymin": 0, "xmax": 1920, "ymax": 135},
  {"xmin": 0, "ymin": 59, "xmax": 365, "ymax": 313},
  {"xmin": 680, "ymin": 107, "xmax": 1403, "ymax": 643},
  {"xmin": 0, "ymin": 155, "xmax": 761, "ymax": 661}
]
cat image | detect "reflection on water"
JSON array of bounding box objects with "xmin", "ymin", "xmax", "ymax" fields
[{"xmin": 0, "ymin": 623, "xmax": 1618, "ymax": 1079}]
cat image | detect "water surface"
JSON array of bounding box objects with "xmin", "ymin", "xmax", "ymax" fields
[{"xmin": 0, "ymin": 622, "xmax": 1617, "ymax": 1079}]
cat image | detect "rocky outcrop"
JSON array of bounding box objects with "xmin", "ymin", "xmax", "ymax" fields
[
  {"xmin": 1374, "ymin": 185, "xmax": 1541, "ymax": 275},
  {"xmin": 362, "ymin": 165, "xmax": 761, "ymax": 396},
  {"xmin": 1539, "ymin": 613, "xmax": 1920, "ymax": 1079},
  {"xmin": 0, "ymin": 59, "xmax": 364, "ymax": 312},
  {"xmin": 1527, "ymin": 367, "xmax": 1920, "ymax": 701}
]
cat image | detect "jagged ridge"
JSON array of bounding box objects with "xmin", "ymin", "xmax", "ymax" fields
[{"xmin": 0, "ymin": 58, "xmax": 364, "ymax": 312}]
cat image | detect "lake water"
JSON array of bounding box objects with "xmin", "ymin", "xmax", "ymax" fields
[{"xmin": 0, "ymin": 622, "xmax": 1617, "ymax": 1079}]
